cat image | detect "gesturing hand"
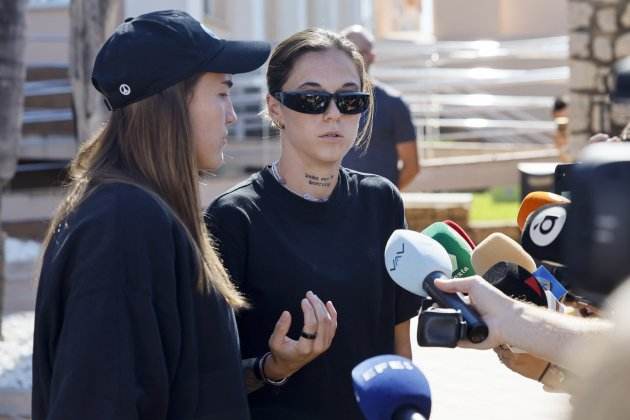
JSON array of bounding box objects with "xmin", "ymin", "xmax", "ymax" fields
[{"xmin": 263, "ymin": 291, "xmax": 338, "ymax": 381}]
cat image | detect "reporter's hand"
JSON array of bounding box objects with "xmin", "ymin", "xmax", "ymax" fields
[
  {"xmin": 434, "ymin": 275, "xmax": 519, "ymax": 349},
  {"xmin": 495, "ymin": 345, "xmax": 549, "ymax": 381},
  {"xmin": 495, "ymin": 346, "xmax": 571, "ymax": 393},
  {"xmin": 264, "ymin": 291, "xmax": 337, "ymax": 380},
  {"xmin": 589, "ymin": 133, "xmax": 621, "ymax": 143}
]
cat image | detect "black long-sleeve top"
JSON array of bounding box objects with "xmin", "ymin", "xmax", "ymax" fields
[{"xmin": 32, "ymin": 183, "xmax": 249, "ymax": 420}]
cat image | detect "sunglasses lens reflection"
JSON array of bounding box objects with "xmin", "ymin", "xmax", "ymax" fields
[{"xmin": 275, "ymin": 92, "xmax": 369, "ymax": 115}]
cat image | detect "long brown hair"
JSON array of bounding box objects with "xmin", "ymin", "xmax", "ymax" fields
[
  {"xmin": 42, "ymin": 74, "xmax": 247, "ymax": 309},
  {"xmin": 266, "ymin": 28, "xmax": 374, "ymax": 149}
]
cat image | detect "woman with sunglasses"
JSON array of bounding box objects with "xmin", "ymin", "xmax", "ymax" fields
[
  {"xmin": 32, "ymin": 11, "xmax": 336, "ymax": 420},
  {"xmin": 205, "ymin": 28, "xmax": 422, "ymax": 420}
]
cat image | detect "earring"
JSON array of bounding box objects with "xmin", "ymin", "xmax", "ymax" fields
[{"xmin": 275, "ymin": 121, "xmax": 285, "ymax": 129}]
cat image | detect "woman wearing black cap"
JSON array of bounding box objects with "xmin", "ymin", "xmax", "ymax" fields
[
  {"xmin": 32, "ymin": 10, "xmax": 336, "ymax": 420},
  {"xmin": 205, "ymin": 28, "xmax": 422, "ymax": 419}
]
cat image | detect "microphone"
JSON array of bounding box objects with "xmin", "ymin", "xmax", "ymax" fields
[
  {"xmin": 385, "ymin": 229, "xmax": 488, "ymax": 343},
  {"xmin": 531, "ymin": 265, "xmax": 568, "ymax": 303},
  {"xmin": 352, "ymin": 354, "xmax": 430, "ymax": 420},
  {"xmin": 517, "ymin": 191, "xmax": 570, "ymax": 231},
  {"xmin": 481, "ymin": 262, "xmax": 548, "ymax": 307},
  {"xmin": 444, "ymin": 219, "xmax": 476, "ymax": 249},
  {"xmin": 471, "ymin": 232, "xmax": 537, "ymax": 276},
  {"xmin": 520, "ymin": 203, "xmax": 568, "ymax": 266},
  {"xmin": 422, "ymin": 222, "xmax": 475, "ymax": 278}
]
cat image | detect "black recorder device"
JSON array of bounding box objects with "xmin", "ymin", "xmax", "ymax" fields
[{"xmin": 416, "ymin": 300, "xmax": 467, "ymax": 348}]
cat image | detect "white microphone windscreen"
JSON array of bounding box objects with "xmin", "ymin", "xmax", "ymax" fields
[{"xmin": 384, "ymin": 229, "xmax": 453, "ymax": 297}]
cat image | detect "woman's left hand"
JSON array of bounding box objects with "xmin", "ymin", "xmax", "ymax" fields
[{"xmin": 263, "ymin": 290, "xmax": 338, "ymax": 380}]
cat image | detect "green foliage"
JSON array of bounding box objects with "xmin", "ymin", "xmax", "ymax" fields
[{"xmin": 470, "ymin": 187, "xmax": 520, "ymax": 222}]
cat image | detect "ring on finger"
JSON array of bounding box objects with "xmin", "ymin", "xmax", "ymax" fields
[{"xmin": 301, "ymin": 331, "xmax": 317, "ymax": 340}]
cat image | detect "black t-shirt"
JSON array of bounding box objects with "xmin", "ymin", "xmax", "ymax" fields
[
  {"xmin": 343, "ymin": 81, "xmax": 417, "ymax": 185},
  {"xmin": 32, "ymin": 183, "xmax": 249, "ymax": 420},
  {"xmin": 205, "ymin": 168, "xmax": 422, "ymax": 420}
]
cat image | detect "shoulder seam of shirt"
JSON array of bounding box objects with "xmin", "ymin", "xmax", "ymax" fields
[{"xmin": 212, "ymin": 176, "xmax": 258, "ymax": 202}]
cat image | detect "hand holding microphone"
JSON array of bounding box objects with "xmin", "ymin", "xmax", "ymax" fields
[
  {"xmin": 434, "ymin": 274, "xmax": 613, "ymax": 371},
  {"xmin": 470, "ymin": 230, "xmax": 572, "ymax": 387},
  {"xmin": 384, "ymin": 229, "xmax": 488, "ymax": 344},
  {"xmin": 432, "ymin": 275, "xmax": 516, "ymax": 349}
]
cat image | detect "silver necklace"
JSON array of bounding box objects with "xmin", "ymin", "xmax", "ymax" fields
[{"xmin": 270, "ymin": 161, "xmax": 327, "ymax": 203}]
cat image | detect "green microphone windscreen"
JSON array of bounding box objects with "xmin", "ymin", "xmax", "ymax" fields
[{"xmin": 422, "ymin": 222, "xmax": 475, "ymax": 278}]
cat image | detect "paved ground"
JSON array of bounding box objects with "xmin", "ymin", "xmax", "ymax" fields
[
  {"xmin": 0, "ymin": 239, "xmax": 572, "ymax": 420},
  {"xmin": 410, "ymin": 317, "xmax": 571, "ymax": 420}
]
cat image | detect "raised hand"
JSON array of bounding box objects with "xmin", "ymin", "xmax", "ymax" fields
[{"xmin": 263, "ymin": 291, "xmax": 338, "ymax": 380}]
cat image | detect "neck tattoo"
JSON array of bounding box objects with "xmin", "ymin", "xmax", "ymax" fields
[{"xmin": 305, "ymin": 173, "xmax": 334, "ymax": 187}]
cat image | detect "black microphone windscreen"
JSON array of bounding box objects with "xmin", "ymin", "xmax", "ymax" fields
[
  {"xmin": 521, "ymin": 203, "xmax": 568, "ymax": 266},
  {"xmin": 482, "ymin": 262, "xmax": 547, "ymax": 306}
]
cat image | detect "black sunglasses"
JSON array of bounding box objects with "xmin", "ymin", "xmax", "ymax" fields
[{"xmin": 272, "ymin": 91, "xmax": 370, "ymax": 115}]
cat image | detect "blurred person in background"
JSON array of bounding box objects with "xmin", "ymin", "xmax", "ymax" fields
[
  {"xmin": 552, "ymin": 96, "xmax": 571, "ymax": 162},
  {"xmin": 341, "ymin": 25, "xmax": 420, "ymax": 190}
]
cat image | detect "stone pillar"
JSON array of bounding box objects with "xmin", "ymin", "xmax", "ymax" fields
[{"xmin": 568, "ymin": 0, "xmax": 630, "ymax": 158}]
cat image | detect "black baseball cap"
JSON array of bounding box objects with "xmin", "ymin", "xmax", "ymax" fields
[{"xmin": 92, "ymin": 9, "xmax": 271, "ymax": 109}]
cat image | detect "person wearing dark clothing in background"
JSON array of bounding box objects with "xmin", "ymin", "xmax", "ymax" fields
[{"xmin": 341, "ymin": 25, "xmax": 420, "ymax": 189}]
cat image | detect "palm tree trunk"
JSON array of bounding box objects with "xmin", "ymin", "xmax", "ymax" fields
[
  {"xmin": 0, "ymin": 0, "xmax": 27, "ymax": 340},
  {"xmin": 70, "ymin": 0, "xmax": 121, "ymax": 143}
]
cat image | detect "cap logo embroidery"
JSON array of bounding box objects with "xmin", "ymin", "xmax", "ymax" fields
[{"xmin": 119, "ymin": 84, "xmax": 131, "ymax": 96}]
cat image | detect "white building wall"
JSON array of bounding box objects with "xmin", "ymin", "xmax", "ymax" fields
[
  {"xmin": 308, "ymin": 0, "xmax": 338, "ymax": 30},
  {"xmin": 226, "ymin": 0, "xmax": 265, "ymax": 39},
  {"xmin": 124, "ymin": 0, "xmax": 190, "ymax": 19},
  {"xmin": 268, "ymin": 0, "xmax": 308, "ymax": 41},
  {"xmin": 338, "ymin": 0, "xmax": 367, "ymax": 31},
  {"xmin": 183, "ymin": 0, "xmax": 204, "ymax": 21}
]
